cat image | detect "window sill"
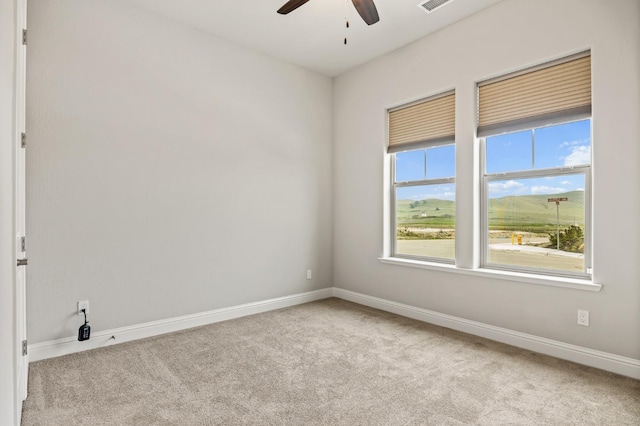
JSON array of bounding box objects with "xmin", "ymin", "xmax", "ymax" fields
[{"xmin": 378, "ymin": 257, "xmax": 602, "ymax": 292}]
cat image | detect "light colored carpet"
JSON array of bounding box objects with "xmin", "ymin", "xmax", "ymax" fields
[{"xmin": 22, "ymin": 298, "xmax": 640, "ymax": 425}]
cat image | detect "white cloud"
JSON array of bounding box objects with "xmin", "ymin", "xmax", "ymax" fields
[
  {"xmin": 563, "ymin": 146, "xmax": 591, "ymax": 166},
  {"xmin": 501, "ymin": 180, "xmax": 522, "ymax": 189},
  {"xmin": 408, "ymin": 191, "xmax": 455, "ymax": 201},
  {"xmin": 489, "ymin": 180, "xmax": 523, "ymax": 191},
  {"xmin": 559, "ymin": 138, "xmax": 589, "ymax": 149},
  {"xmin": 488, "ymin": 180, "xmax": 526, "ymax": 195},
  {"xmin": 561, "ymin": 180, "xmax": 572, "ymax": 185},
  {"xmin": 559, "ymin": 140, "xmax": 579, "ymax": 148},
  {"xmin": 531, "ymin": 186, "xmax": 566, "ymax": 195}
]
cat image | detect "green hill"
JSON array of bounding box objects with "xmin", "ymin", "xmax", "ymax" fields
[
  {"xmin": 397, "ymin": 190, "xmax": 584, "ymax": 233},
  {"xmin": 488, "ymin": 190, "xmax": 584, "ymax": 231},
  {"xmin": 396, "ymin": 198, "xmax": 455, "ymax": 228}
]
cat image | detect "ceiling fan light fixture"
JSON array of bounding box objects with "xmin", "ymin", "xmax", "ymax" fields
[
  {"xmin": 277, "ymin": 0, "xmax": 379, "ymax": 25},
  {"xmin": 277, "ymin": 0, "xmax": 311, "ymax": 15},
  {"xmin": 418, "ymin": 0, "xmax": 455, "ymax": 14}
]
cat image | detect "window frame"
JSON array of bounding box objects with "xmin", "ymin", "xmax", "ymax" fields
[
  {"xmin": 390, "ymin": 140, "xmax": 456, "ymax": 264},
  {"xmin": 381, "ymin": 52, "xmax": 600, "ymax": 291},
  {"xmin": 479, "ymin": 120, "xmax": 592, "ymax": 279}
]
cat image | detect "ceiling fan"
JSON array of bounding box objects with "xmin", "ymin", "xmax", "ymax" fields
[{"xmin": 277, "ymin": 0, "xmax": 380, "ymax": 26}]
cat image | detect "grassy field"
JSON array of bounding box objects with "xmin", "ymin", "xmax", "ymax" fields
[
  {"xmin": 396, "ymin": 198, "xmax": 455, "ymax": 228},
  {"xmin": 397, "ymin": 190, "xmax": 584, "ymax": 234},
  {"xmin": 488, "ymin": 190, "xmax": 584, "ymax": 233}
]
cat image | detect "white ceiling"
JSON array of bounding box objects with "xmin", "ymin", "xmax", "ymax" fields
[{"xmin": 121, "ymin": 0, "xmax": 504, "ymax": 77}]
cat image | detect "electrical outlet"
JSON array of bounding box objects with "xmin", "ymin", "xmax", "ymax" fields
[
  {"xmin": 77, "ymin": 300, "xmax": 89, "ymax": 316},
  {"xmin": 577, "ymin": 309, "xmax": 589, "ymax": 326},
  {"xmin": 306, "ymin": 269, "xmax": 312, "ymax": 280}
]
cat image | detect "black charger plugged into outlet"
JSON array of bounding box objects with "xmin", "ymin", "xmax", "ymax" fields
[{"xmin": 78, "ymin": 308, "xmax": 91, "ymax": 341}]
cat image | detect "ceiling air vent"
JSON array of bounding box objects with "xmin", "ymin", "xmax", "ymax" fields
[{"xmin": 419, "ymin": 0, "xmax": 455, "ymax": 14}]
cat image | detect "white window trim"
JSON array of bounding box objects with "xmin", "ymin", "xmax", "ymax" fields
[{"xmin": 378, "ymin": 257, "xmax": 602, "ymax": 292}]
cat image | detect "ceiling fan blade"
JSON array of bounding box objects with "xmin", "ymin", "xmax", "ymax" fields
[
  {"xmin": 351, "ymin": 0, "xmax": 380, "ymax": 25},
  {"xmin": 277, "ymin": 0, "xmax": 312, "ymax": 15}
]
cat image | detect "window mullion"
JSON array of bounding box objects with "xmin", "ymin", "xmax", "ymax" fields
[
  {"xmin": 531, "ymin": 128, "xmax": 535, "ymax": 169},
  {"xmin": 484, "ymin": 165, "xmax": 590, "ymax": 182},
  {"xmin": 395, "ymin": 177, "xmax": 455, "ymax": 187},
  {"xmin": 423, "ymin": 149, "xmax": 427, "ymax": 181}
]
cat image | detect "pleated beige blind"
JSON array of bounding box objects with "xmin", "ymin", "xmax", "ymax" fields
[
  {"xmin": 478, "ymin": 52, "xmax": 591, "ymax": 137},
  {"xmin": 388, "ymin": 91, "xmax": 455, "ymax": 153}
]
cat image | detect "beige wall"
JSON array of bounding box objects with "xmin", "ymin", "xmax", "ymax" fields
[
  {"xmin": 333, "ymin": 0, "xmax": 640, "ymax": 359},
  {"xmin": 26, "ymin": 0, "xmax": 333, "ymax": 344},
  {"xmin": 25, "ymin": 0, "xmax": 640, "ymax": 362}
]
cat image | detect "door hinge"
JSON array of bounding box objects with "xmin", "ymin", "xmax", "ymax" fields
[
  {"xmin": 21, "ymin": 236, "xmax": 26, "ymax": 252},
  {"xmin": 21, "ymin": 133, "xmax": 26, "ymax": 148},
  {"xmin": 22, "ymin": 340, "xmax": 28, "ymax": 356},
  {"xmin": 22, "ymin": 29, "xmax": 27, "ymax": 45}
]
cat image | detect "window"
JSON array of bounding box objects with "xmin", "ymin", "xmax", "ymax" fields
[
  {"xmin": 478, "ymin": 52, "xmax": 592, "ymax": 278},
  {"xmin": 388, "ymin": 91, "xmax": 455, "ymax": 262},
  {"xmin": 382, "ymin": 52, "xmax": 595, "ymax": 287}
]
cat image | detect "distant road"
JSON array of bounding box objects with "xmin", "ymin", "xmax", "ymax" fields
[
  {"xmin": 396, "ymin": 239, "xmax": 584, "ymax": 272},
  {"xmin": 489, "ymin": 242, "xmax": 583, "ymax": 258}
]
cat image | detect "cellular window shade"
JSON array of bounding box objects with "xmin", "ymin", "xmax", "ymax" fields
[
  {"xmin": 388, "ymin": 92, "xmax": 455, "ymax": 153},
  {"xmin": 478, "ymin": 53, "xmax": 591, "ymax": 137}
]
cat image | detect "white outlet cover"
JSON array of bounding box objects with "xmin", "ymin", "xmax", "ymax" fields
[
  {"xmin": 77, "ymin": 300, "xmax": 89, "ymax": 316},
  {"xmin": 577, "ymin": 309, "xmax": 589, "ymax": 326}
]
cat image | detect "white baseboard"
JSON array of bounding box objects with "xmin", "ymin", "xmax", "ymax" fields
[
  {"xmin": 29, "ymin": 286, "xmax": 640, "ymax": 380},
  {"xmin": 29, "ymin": 288, "xmax": 333, "ymax": 362},
  {"xmin": 332, "ymin": 287, "xmax": 640, "ymax": 380}
]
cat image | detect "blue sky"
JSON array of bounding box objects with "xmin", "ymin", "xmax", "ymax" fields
[{"xmin": 396, "ymin": 119, "xmax": 590, "ymax": 201}]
